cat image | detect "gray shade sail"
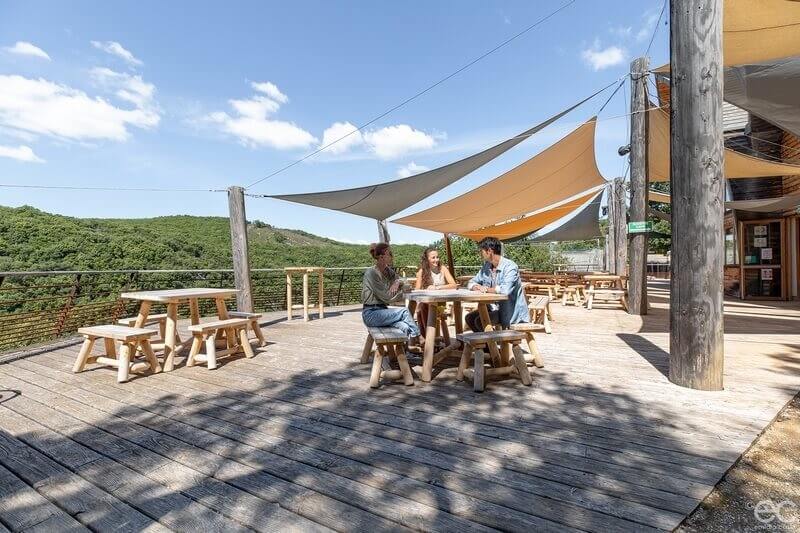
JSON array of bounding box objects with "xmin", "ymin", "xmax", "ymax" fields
[
  {"xmin": 267, "ymin": 94, "xmax": 604, "ymax": 221},
  {"xmin": 528, "ymin": 192, "xmax": 603, "ymax": 242},
  {"xmin": 726, "ymin": 192, "xmax": 800, "ymax": 212},
  {"xmin": 725, "ymin": 57, "xmax": 800, "ymax": 138}
]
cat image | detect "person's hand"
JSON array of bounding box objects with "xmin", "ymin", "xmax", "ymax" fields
[
  {"xmin": 426, "ymin": 285, "xmax": 436, "ymax": 290},
  {"xmin": 471, "ymin": 285, "xmax": 483, "ymax": 292},
  {"xmin": 389, "ymin": 279, "xmax": 402, "ymax": 296}
]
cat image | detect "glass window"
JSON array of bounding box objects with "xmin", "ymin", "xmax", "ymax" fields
[
  {"xmin": 742, "ymin": 222, "xmax": 781, "ymax": 265},
  {"xmin": 725, "ymin": 229, "xmax": 737, "ymax": 265}
]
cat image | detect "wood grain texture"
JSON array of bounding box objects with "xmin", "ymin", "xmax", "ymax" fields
[
  {"xmin": 669, "ymin": 0, "xmax": 725, "ymax": 390},
  {"xmin": 628, "ymin": 56, "xmax": 650, "ymax": 316},
  {"xmin": 228, "ymin": 186, "xmax": 254, "ymax": 313}
]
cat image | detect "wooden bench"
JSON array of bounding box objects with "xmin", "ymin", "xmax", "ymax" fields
[
  {"xmin": 73, "ymin": 325, "xmax": 160, "ymax": 383},
  {"xmin": 527, "ymin": 295, "xmax": 552, "ymax": 334},
  {"xmin": 117, "ymin": 313, "xmax": 180, "ymax": 343},
  {"xmin": 187, "ymin": 318, "xmax": 254, "ymax": 370},
  {"xmin": 228, "ymin": 311, "xmax": 267, "ymax": 347},
  {"xmin": 509, "ymin": 322, "xmax": 545, "ymax": 368},
  {"xmin": 366, "ymin": 327, "xmax": 414, "ymax": 388},
  {"xmin": 586, "ymin": 288, "xmax": 628, "ymax": 311},
  {"xmin": 456, "ymin": 330, "xmax": 531, "ymax": 392}
]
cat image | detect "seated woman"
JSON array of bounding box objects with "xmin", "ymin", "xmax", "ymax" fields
[
  {"xmin": 362, "ymin": 242, "xmax": 424, "ymax": 347},
  {"xmin": 414, "ymin": 247, "xmax": 457, "ymax": 334}
]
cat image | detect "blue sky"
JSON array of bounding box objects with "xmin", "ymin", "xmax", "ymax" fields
[{"xmin": 0, "ymin": 0, "xmax": 668, "ymax": 244}]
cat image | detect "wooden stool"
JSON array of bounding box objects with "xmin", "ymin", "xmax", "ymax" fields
[
  {"xmin": 117, "ymin": 313, "xmax": 180, "ymax": 344},
  {"xmin": 74, "ymin": 325, "xmax": 160, "ymax": 383},
  {"xmin": 456, "ymin": 330, "xmax": 531, "ymax": 392},
  {"xmin": 187, "ymin": 318, "xmax": 254, "ymax": 370},
  {"xmin": 284, "ymin": 267, "xmax": 325, "ymax": 321},
  {"xmin": 228, "ymin": 311, "xmax": 266, "ymax": 347},
  {"xmin": 509, "ymin": 323, "xmax": 545, "ymax": 368},
  {"xmin": 527, "ymin": 295, "xmax": 553, "ymax": 334},
  {"xmin": 560, "ymin": 286, "xmax": 582, "ymax": 306},
  {"xmin": 367, "ymin": 327, "xmax": 414, "ymax": 388}
]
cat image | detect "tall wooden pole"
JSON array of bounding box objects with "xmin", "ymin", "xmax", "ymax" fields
[
  {"xmin": 614, "ymin": 178, "xmax": 628, "ymax": 276},
  {"xmin": 228, "ymin": 186, "xmax": 254, "ymax": 312},
  {"xmin": 669, "ymin": 0, "xmax": 724, "ymax": 390},
  {"xmin": 377, "ymin": 219, "xmax": 390, "ymax": 243},
  {"xmin": 628, "ymin": 56, "xmax": 650, "ymax": 315},
  {"xmin": 443, "ymin": 233, "xmax": 456, "ymax": 276},
  {"xmin": 606, "ymin": 183, "xmax": 617, "ymax": 274}
]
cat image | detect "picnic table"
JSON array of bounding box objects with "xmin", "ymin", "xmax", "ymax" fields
[
  {"xmin": 120, "ymin": 288, "xmax": 239, "ymax": 371},
  {"xmin": 406, "ymin": 289, "xmax": 507, "ymax": 382},
  {"xmin": 582, "ymin": 275, "xmax": 628, "ymax": 310}
]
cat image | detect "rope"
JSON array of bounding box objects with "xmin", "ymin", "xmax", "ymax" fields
[{"xmin": 0, "ymin": 184, "xmax": 226, "ymax": 193}]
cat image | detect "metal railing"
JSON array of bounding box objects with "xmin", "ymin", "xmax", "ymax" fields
[{"xmin": 0, "ymin": 265, "xmax": 501, "ymax": 353}]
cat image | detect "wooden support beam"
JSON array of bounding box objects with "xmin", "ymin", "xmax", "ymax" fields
[
  {"xmin": 628, "ymin": 56, "xmax": 650, "ymax": 315},
  {"xmin": 377, "ymin": 219, "xmax": 390, "ymax": 243},
  {"xmin": 443, "ymin": 233, "xmax": 456, "ymax": 276},
  {"xmin": 606, "ymin": 184, "xmax": 616, "ymax": 274},
  {"xmin": 613, "ymin": 178, "xmax": 628, "ymax": 276},
  {"xmin": 669, "ymin": 0, "xmax": 724, "ymax": 390},
  {"xmin": 228, "ymin": 186, "xmax": 254, "ymax": 312}
]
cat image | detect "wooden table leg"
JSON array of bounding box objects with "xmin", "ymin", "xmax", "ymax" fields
[
  {"xmin": 118, "ymin": 301, "xmax": 150, "ymax": 372},
  {"xmin": 163, "ymin": 302, "xmax": 179, "ymax": 372},
  {"xmin": 189, "ymin": 298, "xmax": 200, "ymax": 325},
  {"xmin": 215, "ymin": 297, "xmax": 230, "ymax": 319},
  {"xmin": 478, "ymin": 303, "xmax": 503, "ymax": 367},
  {"xmin": 421, "ymin": 304, "xmax": 438, "ymax": 382},
  {"xmin": 453, "ymin": 301, "xmax": 463, "ymax": 335}
]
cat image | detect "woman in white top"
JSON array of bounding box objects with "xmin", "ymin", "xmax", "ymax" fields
[{"xmin": 414, "ymin": 247, "xmax": 458, "ymax": 337}]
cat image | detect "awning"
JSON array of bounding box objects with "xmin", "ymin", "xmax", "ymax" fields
[
  {"xmin": 393, "ymin": 118, "xmax": 607, "ymax": 234},
  {"xmin": 648, "ymin": 190, "xmax": 671, "ymax": 203},
  {"xmin": 727, "ymin": 192, "xmax": 800, "ymax": 212},
  {"xmin": 647, "ymin": 108, "xmax": 800, "ymax": 181},
  {"xmin": 460, "ymin": 187, "xmax": 604, "ymax": 241},
  {"xmin": 530, "ymin": 192, "xmax": 603, "ymax": 242},
  {"xmin": 267, "ymin": 97, "xmax": 596, "ymax": 221},
  {"xmin": 653, "ymin": 0, "xmax": 800, "ymax": 69}
]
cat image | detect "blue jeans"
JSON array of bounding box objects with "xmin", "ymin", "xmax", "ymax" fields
[{"xmin": 362, "ymin": 306, "xmax": 420, "ymax": 338}]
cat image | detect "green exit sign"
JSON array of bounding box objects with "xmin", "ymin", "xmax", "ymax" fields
[{"xmin": 627, "ymin": 221, "xmax": 653, "ymax": 234}]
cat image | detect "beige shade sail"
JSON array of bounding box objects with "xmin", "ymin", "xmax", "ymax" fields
[
  {"xmin": 647, "ymin": 108, "xmax": 800, "ymax": 181},
  {"xmin": 653, "ymin": 0, "xmax": 800, "ymax": 70},
  {"xmin": 393, "ymin": 118, "xmax": 607, "ymax": 234},
  {"xmin": 647, "ymin": 190, "xmax": 800, "ymax": 213},
  {"xmin": 460, "ymin": 187, "xmax": 604, "ymax": 241},
  {"xmin": 648, "ymin": 190, "xmax": 671, "ymax": 203}
]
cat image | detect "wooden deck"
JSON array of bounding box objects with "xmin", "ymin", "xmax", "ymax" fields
[{"xmin": 1, "ymin": 280, "xmax": 800, "ymax": 532}]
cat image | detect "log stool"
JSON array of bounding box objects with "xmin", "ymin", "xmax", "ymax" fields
[
  {"xmin": 366, "ymin": 327, "xmax": 414, "ymax": 388},
  {"xmin": 117, "ymin": 313, "xmax": 180, "ymax": 344},
  {"xmin": 73, "ymin": 325, "xmax": 160, "ymax": 383},
  {"xmin": 187, "ymin": 318, "xmax": 254, "ymax": 370},
  {"xmin": 457, "ymin": 330, "xmax": 531, "ymax": 392},
  {"xmin": 509, "ymin": 322, "xmax": 545, "ymax": 368},
  {"xmin": 228, "ymin": 311, "xmax": 267, "ymax": 347},
  {"xmin": 527, "ymin": 295, "xmax": 553, "ymax": 334}
]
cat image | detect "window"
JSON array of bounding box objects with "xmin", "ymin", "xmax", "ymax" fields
[{"xmin": 725, "ymin": 228, "xmax": 737, "ymax": 265}]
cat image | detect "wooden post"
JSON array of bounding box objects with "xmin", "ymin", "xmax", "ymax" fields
[
  {"xmin": 607, "ymin": 183, "xmax": 617, "ymax": 274},
  {"xmin": 628, "ymin": 56, "xmax": 650, "ymax": 315},
  {"xmin": 444, "ymin": 233, "xmax": 456, "ymax": 276},
  {"xmin": 377, "ymin": 219, "xmax": 390, "ymax": 243},
  {"xmin": 228, "ymin": 186, "xmax": 253, "ymax": 312},
  {"xmin": 669, "ymin": 0, "xmax": 724, "ymax": 390},
  {"xmin": 613, "ymin": 178, "xmax": 628, "ymax": 276}
]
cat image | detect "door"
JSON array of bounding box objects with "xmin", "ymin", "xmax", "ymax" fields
[{"xmin": 739, "ymin": 219, "xmax": 786, "ymax": 299}]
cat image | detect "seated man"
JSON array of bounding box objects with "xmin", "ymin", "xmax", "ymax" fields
[{"xmin": 465, "ymin": 236, "xmax": 530, "ymax": 331}]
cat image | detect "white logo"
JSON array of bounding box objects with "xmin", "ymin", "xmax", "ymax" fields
[{"xmin": 754, "ymin": 500, "xmax": 798, "ymax": 524}]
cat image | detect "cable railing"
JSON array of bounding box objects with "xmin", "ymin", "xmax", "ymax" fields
[{"xmin": 0, "ymin": 266, "xmax": 492, "ymax": 353}]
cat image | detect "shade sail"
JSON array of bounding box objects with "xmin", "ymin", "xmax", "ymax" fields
[
  {"xmin": 460, "ymin": 187, "xmax": 604, "ymax": 241},
  {"xmin": 393, "ymin": 118, "xmax": 607, "ymax": 234},
  {"xmin": 267, "ymin": 97, "xmax": 596, "ymax": 221},
  {"xmin": 530, "ymin": 191, "xmax": 603, "ymax": 242},
  {"xmin": 726, "ymin": 192, "xmax": 800, "ymax": 212},
  {"xmin": 648, "ymin": 190, "xmax": 671, "ymax": 203},
  {"xmin": 647, "ymin": 108, "xmax": 800, "ymax": 181},
  {"xmin": 725, "ymin": 57, "xmax": 800, "ymax": 138},
  {"xmin": 653, "ymin": 0, "xmax": 800, "ymax": 69}
]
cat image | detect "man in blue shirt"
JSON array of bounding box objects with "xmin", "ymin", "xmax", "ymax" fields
[{"xmin": 466, "ymin": 236, "xmax": 530, "ymax": 331}]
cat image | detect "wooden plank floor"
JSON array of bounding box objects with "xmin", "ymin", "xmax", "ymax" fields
[{"xmin": 1, "ymin": 280, "xmax": 800, "ymax": 532}]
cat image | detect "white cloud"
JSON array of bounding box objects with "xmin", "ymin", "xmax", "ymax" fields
[
  {"xmin": 609, "ymin": 26, "xmax": 632, "ymax": 39},
  {"xmin": 4, "ymin": 41, "xmax": 51, "ymax": 61},
  {"xmin": 0, "ymin": 74, "xmax": 159, "ymax": 142},
  {"xmin": 637, "ymin": 8, "xmax": 663, "ymax": 42},
  {"xmin": 89, "ymin": 67, "xmax": 156, "ymax": 109},
  {"xmin": 581, "ymin": 39, "xmax": 626, "ymax": 70},
  {"xmin": 251, "ymin": 81, "xmax": 288, "ymax": 104},
  {"xmin": 91, "ymin": 40, "xmax": 142, "ymax": 66},
  {"xmin": 320, "ymin": 121, "xmax": 363, "ymax": 154},
  {"xmin": 363, "ymin": 124, "xmax": 438, "ymax": 159},
  {"xmin": 0, "ymin": 144, "xmax": 44, "ymax": 163},
  {"xmin": 205, "ymin": 81, "xmax": 317, "ymax": 150},
  {"xmin": 396, "ymin": 161, "xmax": 430, "ymax": 178}
]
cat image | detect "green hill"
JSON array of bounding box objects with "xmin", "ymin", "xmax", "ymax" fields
[{"xmin": 0, "ymin": 205, "xmax": 425, "ymax": 271}]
